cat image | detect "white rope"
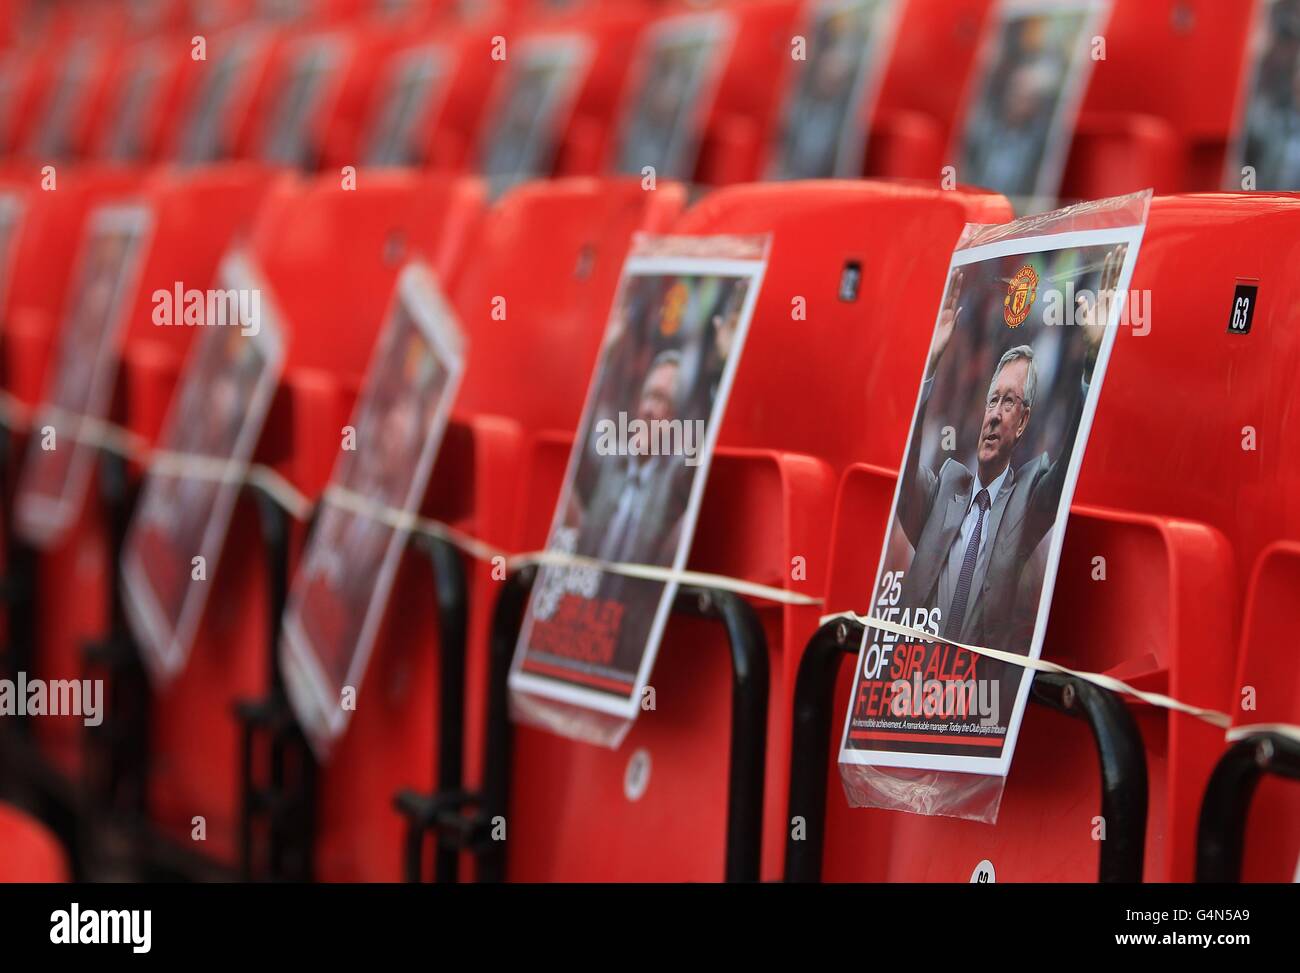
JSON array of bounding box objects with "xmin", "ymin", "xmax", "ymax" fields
[
  {"xmin": 1225, "ymin": 722, "xmax": 1300, "ymax": 747},
  {"xmin": 818, "ymin": 609, "xmax": 1250, "ymax": 735},
  {"xmin": 0, "ymin": 392, "xmax": 818, "ymax": 607},
  {"xmin": 8, "ymin": 389, "xmax": 1298, "ymax": 745}
]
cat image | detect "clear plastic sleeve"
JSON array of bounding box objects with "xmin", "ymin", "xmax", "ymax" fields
[
  {"xmin": 838, "ymin": 190, "xmax": 1152, "ymax": 823},
  {"xmin": 507, "ymin": 233, "xmax": 769, "ymax": 748}
]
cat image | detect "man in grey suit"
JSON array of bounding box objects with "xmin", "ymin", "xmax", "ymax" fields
[
  {"xmin": 897, "ymin": 258, "xmax": 1110, "ymax": 653},
  {"xmin": 1247, "ymin": 57, "xmax": 1300, "ymax": 189},
  {"xmin": 576, "ymin": 351, "xmax": 693, "ymax": 671},
  {"xmin": 577, "ymin": 350, "xmax": 692, "ymax": 568},
  {"xmin": 963, "ymin": 58, "xmax": 1059, "ymax": 200}
]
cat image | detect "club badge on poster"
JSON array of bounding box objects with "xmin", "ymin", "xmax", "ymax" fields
[
  {"xmin": 1227, "ymin": 0, "xmax": 1300, "ymax": 191},
  {"xmin": 768, "ymin": 0, "xmax": 901, "ymax": 181},
  {"xmin": 613, "ymin": 13, "xmax": 733, "ymax": 182},
  {"xmin": 279, "ymin": 264, "xmax": 465, "ymax": 758},
  {"xmin": 837, "ymin": 193, "xmax": 1149, "ymax": 820},
  {"xmin": 363, "ymin": 44, "xmax": 447, "ymax": 167},
  {"xmin": 13, "ymin": 205, "xmax": 151, "ymax": 549},
  {"xmin": 121, "ymin": 253, "xmax": 284, "ymax": 685},
  {"xmin": 509, "ymin": 234, "xmax": 769, "ymax": 747},
  {"xmin": 954, "ymin": 0, "xmax": 1108, "ymax": 208},
  {"xmin": 478, "ymin": 35, "xmax": 591, "ymax": 198}
]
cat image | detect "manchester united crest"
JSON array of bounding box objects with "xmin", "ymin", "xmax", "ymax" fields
[
  {"xmin": 1003, "ymin": 265, "xmax": 1038, "ymax": 328},
  {"xmin": 659, "ymin": 280, "xmax": 689, "ymax": 336}
]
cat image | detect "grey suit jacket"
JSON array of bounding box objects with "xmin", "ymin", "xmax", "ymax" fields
[
  {"xmin": 576, "ymin": 457, "xmax": 691, "ymax": 569},
  {"xmin": 573, "ymin": 457, "xmax": 692, "ymax": 672},
  {"xmin": 896, "ymin": 380, "xmax": 1084, "ymax": 651}
]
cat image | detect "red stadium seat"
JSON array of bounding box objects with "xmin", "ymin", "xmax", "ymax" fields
[
  {"xmin": 1076, "ymin": 0, "xmax": 1255, "ymax": 193},
  {"xmin": 357, "ymin": 26, "xmax": 499, "ymax": 170},
  {"xmin": 0, "ymin": 165, "xmax": 148, "ymax": 791},
  {"xmin": 470, "ymin": 9, "xmax": 646, "ymax": 185},
  {"xmin": 0, "ymin": 50, "xmax": 43, "ymax": 158},
  {"xmin": 140, "ymin": 173, "xmax": 483, "ymax": 876},
  {"xmin": 0, "ymin": 166, "xmax": 146, "ymax": 406},
  {"xmin": 1082, "ymin": 193, "xmax": 1300, "ymax": 622},
  {"xmin": 804, "ymin": 478, "xmax": 1233, "ymax": 882},
  {"xmin": 10, "ymin": 167, "xmax": 275, "ymax": 796},
  {"xmin": 1088, "ymin": 192, "xmax": 1300, "ymax": 879},
  {"xmin": 551, "ymin": 6, "xmax": 656, "ymax": 179},
  {"xmin": 166, "ymin": 25, "xmax": 281, "ymax": 166},
  {"xmin": 1197, "ymin": 542, "xmax": 1300, "ymax": 882},
  {"xmin": 872, "ymin": 1, "xmax": 1252, "ymax": 200},
  {"xmin": 87, "ymin": 37, "xmax": 198, "ymax": 165},
  {"xmin": 1064, "ymin": 0, "xmax": 1255, "ymax": 198},
  {"xmin": 326, "ymin": 176, "xmax": 683, "ymax": 882},
  {"xmin": 791, "ymin": 192, "xmax": 1300, "ymax": 883},
  {"xmin": 605, "ymin": 0, "xmax": 801, "ymax": 186},
  {"xmin": 865, "ymin": 0, "xmax": 995, "ymax": 180},
  {"xmin": 487, "ymin": 181, "xmax": 1010, "ymax": 882},
  {"xmin": 246, "ymin": 28, "xmax": 396, "ymax": 170},
  {"xmin": 15, "ymin": 36, "xmax": 122, "ymax": 164}
]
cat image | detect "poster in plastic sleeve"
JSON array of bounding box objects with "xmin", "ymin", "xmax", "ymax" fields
[
  {"xmin": 101, "ymin": 43, "xmax": 167, "ymax": 162},
  {"xmin": 175, "ymin": 27, "xmax": 267, "ymax": 165},
  {"xmin": 954, "ymin": 0, "xmax": 1108, "ymax": 209},
  {"xmin": 279, "ymin": 263, "xmax": 465, "ymax": 759},
  {"xmin": 258, "ymin": 35, "xmax": 344, "ymax": 168},
  {"xmin": 613, "ymin": 13, "xmax": 733, "ymax": 182},
  {"xmin": 121, "ymin": 253, "xmax": 284, "ymax": 684},
  {"xmin": 362, "ymin": 44, "xmax": 447, "ymax": 168},
  {"xmin": 1226, "ymin": 0, "xmax": 1300, "ymax": 191},
  {"xmin": 768, "ymin": 0, "xmax": 901, "ymax": 180},
  {"xmin": 28, "ymin": 40, "xmax": 95, "ymax": 160},
  {"xmin": 509, "ymin": 234, "xmax": 769, "ymax": 748},
  {"xmin": 478, "ymin": 35, "xmax": 591, "ymax": 197},
  {"xmin": 13, "ymin": 204, "xmax": 152, "ymax": 549},
  {"xmin": 838, "ymin": 191, "xmax": 1150, "ymax": 822}
]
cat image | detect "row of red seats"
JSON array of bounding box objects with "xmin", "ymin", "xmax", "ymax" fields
[
  {"xmin": 0, "ymin": 0, "xmax": 1263, "ymax": 195},
  {"xmin": 0, "ymin": 159, "xmax": 1294, "ymax": 882}
]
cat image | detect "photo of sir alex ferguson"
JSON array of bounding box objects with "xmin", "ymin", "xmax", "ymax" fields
[
  {"xmin": 130, "ymin": 326, "xmax": 264, "ymax": 572},
  {"xmin": 14, "ymin": 208, "xmax": 148, "ymax": 549},
  {"xmin": 512, "ymin": 269, "xmax": 754, "ymax": 714},
  {"xmin": 279, "ymin": 282, "xmax": 462, "ymax": 756},
  {"xmin": 845, "ymin": 241, "xmax": 1125, "ymax": 760},
  {"xmin": 121, "ymin": 261, "xmax": 283, "ymax": 684},
  {"xmin": 769, "ymin": 0, "xmax": 893, "ymax": 181},
  {"xmin": 363, "ymin": 48, "xmax": 444, "ymax": 167},
  {"xmin": 614, "ymin": 16, "xmax": 725, "ymax": 182},
  {"xmin": 477, "ymin": 38, "xmax": 586, "ymax": 198},
  {"xmin": 957, "ymin": 3, "xmax": 1099, "ymax": 204},
  {"xmin": 1237, "ymin": 0, "xmax": 1300, "ymax": 189}
]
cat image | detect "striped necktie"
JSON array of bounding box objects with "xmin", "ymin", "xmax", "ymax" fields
[{"xmin": 945, "ymin": 487, "xmax": 991, "ymax": 641}]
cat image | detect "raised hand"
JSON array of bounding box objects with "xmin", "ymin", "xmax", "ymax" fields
[
  {"xmin": 1078, "ymin": 245, "xmax": 1125, "ymax": 360},
  {"xmin": 928, "ymin": 268, "xmax": 963, "ymax": 376}
]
